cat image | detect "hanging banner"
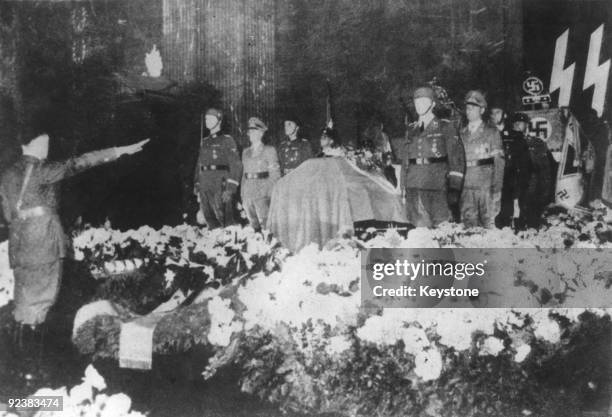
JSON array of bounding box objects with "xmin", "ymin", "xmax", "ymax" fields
[
  {"xmin": 524, "ymin": 109, "xmax": 565, "ymax": 161},
  {"xmin": 554, "ymin": 115, "xmax": 584, "ymax": 208}
]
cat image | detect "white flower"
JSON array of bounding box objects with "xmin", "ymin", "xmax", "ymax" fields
[
  {"xmin": 414, "ymin": 348, "xmax": 443, "ymax": 381},
  {"xmin": 326, "ymin": 335, "xmax": 352, "ymax": 356},
  {"xmin": 74, "ymin": 248, "xmax": 85, "ymax": 261},
  {"xmin": 100, "ymin": 393, "xmax": 131, "ymax": 417},
  {"xmin": 532, "ymin": 313, "xmax": 561, "ymax": 344},
  {"xmin": 514, "ymin": 343, "xmax": 531, "ymax": 363},
  {"xmin": 479, "ymin": 336, "xmax": 505, "ymax": 357},
  {"xmin": 400, "ymin": 327, "xmax": 430, "ymax": 356},
  {"xmin": 69, "ymin": 382, "xmax": 92, "ymax": 405},
  {"xmin": 406, "ymin": 227, "xmax": 440, "ymax": 248},
  {"xmin": 208, "ymin": 320, "xmax": 243, "ymax": 347},
  {"xmin": 164, "ymin": 269, "xmax": 176, "ymax": 288},
  {"xmin": 208, "ymin": 297, "xmax": 235, "ymax": 326},
  {"xmin": 104, "ymin": 261, "xmax": 116, "ymax": 274},
  {"xmin": 207, "ymin": 296, "xmax": 243, "ymax": 347},
  {"xmin": 83, "ymin": 365, "xmax": 107, "ymax": 391},
  {"xmin": 0, "ymin": 242, "xmax": 14, "ymax": 309}
]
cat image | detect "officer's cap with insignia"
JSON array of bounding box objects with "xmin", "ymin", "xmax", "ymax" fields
[
  {"xmin": 248, "ymin": 117, "xmax": 268, "ymax": 132},
  {"xmin": 413, "ymin": 86, "xmax": 436, "ymax": 101},
  {"xmin": 206, "ymin": 108, "xmax": 223, "ymax": 120},
  {"xmin": 465, "ymin": 90, "xmax": 487, "ymax": 108}
]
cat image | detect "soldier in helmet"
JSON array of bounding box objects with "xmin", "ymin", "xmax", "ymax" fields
[
  {"xmin": 240, "ymin": 117, "xmax": 280, "ymax": 231},
  {"xmin": 193, "ymin": 108, "xmax": 242, "ymax": 228},
  {"xmin": 489, "ymin": 100, "xmax": 531, "ymax": 229},
  {"xmin": 393, "ymin": 86, "xmax": 465, "ymax": 228},
  {"xmin": 278, "ymin": 116, "xmax": 313, "ymax": 176},
  {"xmin": 512, "ymin": 112, "xmax": 552, "ymax": 229},
  {"xmin": 460, "ymin": 90, "xmax": 505, "ymax": 228}
]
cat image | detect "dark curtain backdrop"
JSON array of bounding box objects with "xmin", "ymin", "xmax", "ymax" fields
[{"xmin": 0, "ymin": 0, "xmax": 537, "ymax": 230}]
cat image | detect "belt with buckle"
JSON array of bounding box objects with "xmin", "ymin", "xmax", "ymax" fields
[
  {"xmin": 407, "ymin": 156, "xmax": 448, "ymax": 165},
  {"xmin": 201, "ymin": 164, "xmax": 229, "ymax": 171},
  {"xmin": 466, "ymin": 157, "xmax": 494, "ymax": 167},
  {"xmin": 244, "ymin": 171, "xmax": 269, "ymax": 179},
  {"xmin": 17, "ymin": 206, "xmax": 53, "ymax": 220}
]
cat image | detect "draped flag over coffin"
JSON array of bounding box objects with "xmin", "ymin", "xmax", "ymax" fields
[{"xmin": 267, "ymin": 158, "xmax": 407, "ymax": 253}]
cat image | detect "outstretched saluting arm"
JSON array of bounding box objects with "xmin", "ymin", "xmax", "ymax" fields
[{"xmin": 41, "ymin": 138, "xmax": 150, "ymax": 184}]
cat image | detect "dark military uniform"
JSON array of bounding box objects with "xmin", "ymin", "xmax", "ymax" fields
[
  {"xmin": 520, "ymin": 135, "xmax": 553, "ymax": 229},
  {"xmin": 460, "ymin": 122, "xmax": 505, "ymax": 228},
  {"xmin": 241, "ymin": 145, "xmax": 280, "ymax": 230},
  {"xmin": 395, "ymin": 117, "xmax": 465, "ymax": 227},
  {"xmin": 194, "ymin": 132, "xmax": 242, "ymax": 228},
  {"xmin": 495, "ymin": 124, "xmax": 531, "ymax": 228},
  {"xmin": 0, "ymin": 149, "xmax": 120, "ymax": 325},
  {"xmin": 278, "ymin": 137, "xmax": 313, "ymax": 176}
]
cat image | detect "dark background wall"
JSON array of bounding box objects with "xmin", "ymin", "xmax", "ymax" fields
[
  {"xmin": 274, "ymin": 0, "xmax": 523, "ymax": 142},
  {"xmin": 0, "ymin": 0, "xmax": 610, "ymax": 230},
  {"xmin": 523, "ymin": 0, "xmax": 612, "ymax": 121}
]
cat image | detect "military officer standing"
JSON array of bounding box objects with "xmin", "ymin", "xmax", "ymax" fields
[
  {"xmin": 194, "ymin": 108, "xmax": 242, "ymax": 228},
  {"xmin": 241, "ymin": 117, "xmax": 280, "ymax": 231},
  {"xmin": 489, "ymin": 102, "xmax": 531, "ymax": 229},
  {"xmin": 0, "ymin": 119, "xmax": 148, "ymax": 335},
  {"xmin": 460, "ymin": 90, "xmax": 505, "ymax": 228},
  {"xmin": 278, "ymin": 116, "xmax": 313, "ymax": 175},
  {"xmin": 394, "ymin": 86, "xmax": 465, "ymax": 228},
  {"xmin": 512, "ymin": 112, "xmax": 552, "ymax": 229}
]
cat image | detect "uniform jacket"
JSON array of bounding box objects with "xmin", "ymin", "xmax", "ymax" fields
[
  {"xmin": 394, "ymin": 117, "xmax": 465, "ymax": 191},
  {"xmin": 194, "ymin": 133, "xmax": 242, "ymax": 193},
  {"xmin": 0, "ymin": 148, "xmax": 119, "ymax": 268},
  {"xmin": 241, "ymin": 145, "xmax": 281, "ymax": 200},
  {"xmin": 526, "ymin": 135, "xmax": 553, "ymax": 199},
  {"xmin": 460, "ymin": 121, "xmax": 505, "ymax": 192},
  {"xmin": 278, "ymin": 137, "xmax": 313, "ymax": 175},
  {"xmin": 499, "ymin": 124, "xmax": 532, "ymax": 198}
]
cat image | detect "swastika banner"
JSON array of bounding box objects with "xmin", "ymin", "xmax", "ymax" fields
[{"xmin": 524, "ymin": 108, "xmax": 565, "ymax": 154}]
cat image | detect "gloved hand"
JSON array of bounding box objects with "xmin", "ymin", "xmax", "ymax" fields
[
  {"xmin": 221, "ymin": 189, "xmax": 234, "ymax": 203},
  {"xmin": 447, "ymin": 189, "xmax": 461, "ymax": 206}
]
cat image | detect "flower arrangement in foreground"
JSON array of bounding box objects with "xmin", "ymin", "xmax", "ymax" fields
[
  {"xmin": 0, "ymin": 365, "xmax": 142, "ymax": 417},
  {"xmin": 0, "ymin": 206, "xmax": 586, "ymax": 415},
  {"xmin": 68, "ymin": 206, "xmax": 612, "ymax": 417},
  {"xmin": 0, "ymin": 241, "xmax": 13, "ymax": 309}
]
